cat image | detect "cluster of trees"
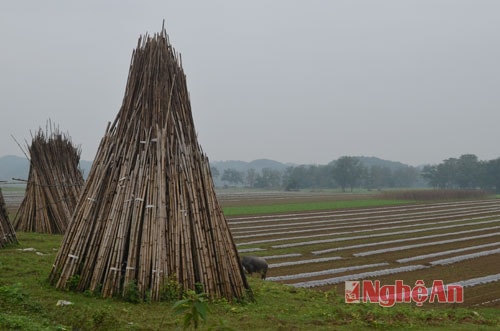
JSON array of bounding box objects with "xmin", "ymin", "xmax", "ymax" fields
[
  {"xmin": 422, "ymin": 154, "xmax": 500, "ymax": 192},
  {"xmin": 211, "ymin": 154, "xmax": 500, "ymax": 192},
  {"xmin": 211, "ymin": 156, "xmax": 423, "ymax": 191},
  {"xmin": 284, "ymin": 156, "xmax": 421, "ymax": 191},
  {"xmin": 211, "ymin": 167, "xmax": 282, "ymax": 189}
]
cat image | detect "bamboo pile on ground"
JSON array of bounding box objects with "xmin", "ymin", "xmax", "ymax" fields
[
  {"xmin": 49, "ymin": 26, "xmax": 251, "ymax": 302},
  {"xmin": 0, "ymin": 188, "xmax": 18, "ymax": 248},
  {"xmin": 13, "ymin": 123, "xmax": 84, "ymax": 234}
]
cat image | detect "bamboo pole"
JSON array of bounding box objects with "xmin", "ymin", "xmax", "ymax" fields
[
  {"xmin": 0, "ymin": 188, "xmax": 18, "ymax": 248},
  {"xmin": 50, "ymin": 26, "xmax": 251, "ymax": 302},
  {"xmin": 13, "ymin": 123, "xmax": 84, "ymax": 234}
]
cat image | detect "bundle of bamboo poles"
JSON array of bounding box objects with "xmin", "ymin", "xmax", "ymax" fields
[
  {"xmin": 13, "ymin": 123, "xmax": 84, "ymax": 234},
  {"xmin": 0, "ymin": 188, "xmax": 18, "ymax": 248},
  {"xmin": 50, "ymin": 26, "xmax": 251, "ymax": 302}
]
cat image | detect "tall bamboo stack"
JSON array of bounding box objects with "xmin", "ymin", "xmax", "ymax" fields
[
  {"xmin": 13, "ymin": 124, "xmax": 84, "ymax": 234},
  {"xmin": 0, "ymin": 188, "xmax": 18, "ymax": 248},
  {"xmin": 49, "ymin": 27, "xmax": 251, "ymax": 302}
]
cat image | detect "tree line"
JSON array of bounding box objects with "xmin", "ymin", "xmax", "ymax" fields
[
  {"xmin": 421, "ymin": 154, "xmax": 500, "ymax": 192},
  {"xmin": 211, "ymin": 154, "xmax": 500, "ymax": 193}
]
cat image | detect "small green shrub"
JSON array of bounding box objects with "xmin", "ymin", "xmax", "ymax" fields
[
  {"xmin": 194, "ymin": 282, "xmax": 204, "ymax": 294},
  {"xmin": 67, "ymin": 274, "xmax": 80, "ymax": 291},
  {"xmin": 173, "ymin": 290, "xmax": 209, "ymax": 330},
  {"xmin": 160, "ymin": 275, "xmax": 183, "ymax": 301},
  {"xmin": 0, "ymin": 283, "xmax": 26, "ymax": 304},
  {"xmin": 0, "ymin": 314, "xmax": 35, "ymax": 331},
  {"xmin": 123, "ymin": 280, "xmax": 141, "ymax": 303},
  {"xmin": 62, "ymin": 306, "xmax": 119, "ymax": 331},
  {"xmin": 0, "ymin": 283, "xmax": 42, "ymax": 314},
  {"xmin": 381, "ymin": 189, "xmax": 490, "ymax": 201}
]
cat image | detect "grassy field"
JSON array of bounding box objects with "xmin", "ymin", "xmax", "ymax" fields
[
  {"xmin": 1, "ymin": 190, "xmax": 499, "ymax": 330},
  {"xmin": 227, "ymin": 197, "xmax": 500, "ymax": 305},
  {"xmin": 222, "ymin": 199, "xmax": 411, "ymax": 216},
  {"xmin": 219, "ymin": 188, "xmax": 491, "ymax": 216},
  {"xmin": 1, "ymin": 233, "xmax": 498, "ymax": 330}
]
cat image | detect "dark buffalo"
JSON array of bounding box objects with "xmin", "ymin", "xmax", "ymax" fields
[{"xmin": 241, "ymin": 256, "xmax": 268, "ymax": 279}]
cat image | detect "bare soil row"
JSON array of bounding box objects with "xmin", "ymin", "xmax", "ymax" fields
[{"xmin": 228, "ymin": 197, "xmax": 500, "ymax": 307}]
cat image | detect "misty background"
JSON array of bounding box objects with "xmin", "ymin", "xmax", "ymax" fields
[{"xmin": 1, "ymin": 1, "xmax": 499, "ymax": 167}]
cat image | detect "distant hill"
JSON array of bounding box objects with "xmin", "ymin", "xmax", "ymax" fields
[
  {"xmin": 79, "ymin": 160, "xmax": 93, "ymax": 179},
  {"xmin": 209, "ymin": 160, "xmax": 249, "ymax": 173},
  {"xmin": 0, "ymin": 155, "xmax": 30, "ymax": 181},
  {"xmin": 329, "ymin": 156, "xmax": 413, "ymax": 171},
  {"xmin": 0, "ymin": 155, "xmax": 93, "ymax": 181},
  {"xmin": 208, "ymin": 159, "xmax": 294, "ymax": 187},
  {"xmin": 0, "ymin": 156, "xmax": 293, "ymax": 182},
  {"xmin": 1, "ymin": 155, "xmax": 417, "ymax": 183},
  {"xmin": 210, "ymin": 158, "xmax": 292, "ymax": 173}
]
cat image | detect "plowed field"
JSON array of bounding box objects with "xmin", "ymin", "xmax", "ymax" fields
[{"xmin": 225, "ymin": 196, "xmax": 500, "ymax": 308}]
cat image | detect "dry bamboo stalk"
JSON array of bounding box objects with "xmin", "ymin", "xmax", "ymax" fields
[
  {"xmin": 0, "ymin": 188, "xmax": 18, "ymax": 248},
  {"xmin": 50, "ymin": 26, "xmax": 251, "ymax": 302},
  {"xmin": 14, "ymin": 124, "xmax": 84, "ymax": 234}
]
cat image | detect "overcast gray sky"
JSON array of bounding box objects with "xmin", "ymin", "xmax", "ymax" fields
[{"xmin": 1, "ymin": 1, "xmax": 499, "ymax": 166}]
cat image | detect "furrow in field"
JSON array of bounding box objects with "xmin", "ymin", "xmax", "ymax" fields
[
  {"xmin": 230, "ymin": 203, "xmax": 500, "ymax": 232},
  {"xmin": 268, "ymin": 256, "xmax": 342, "ymax": 268},
  {"xmin": 232, "ymin": 211, "xmax": 500, "ymax": 239},
  {"xmin": 311, "ymin": 229, "xmax": 500, "ymax": 254},
  {"xmin": 238, "ymin": 248, "xmax": 266, "ymax": 253},
  {"xmin": 228, "ymin": 199, "xmax": 500, "ymax": 223},
  {"xmin": 290, "ymin": 265, "xmax": 429, "ymax": 288},
  {"xmin": 352, "ymin": 231, "xmax": 500, "ymax": 257},
  {"xmin": 260, "ymin": 221, "xmax": 500, "ymax": 249},
  {"xmin": 267, "ymin": 263, "xmax": 389, "ymax": 281},
  {"xmin": 454, "ymin": 274, "xmax": 500, "ymax": 287},
  {"xmin": 429, "ymin": 248, "xmax": 500, "ymax": 266},
  {"xmin": 262, "ymin": 253, "xmax": 302, "ymax": 260},
  {"xmin": 396, "ymin": 242, "xmax": 500, "ymax": 263},
  {"xmin": 289, "ymin": 268, "xmax": 500, "ymax": 290},
  {"xmin": 229, "ymin": 196, "xmax": 500, "ymax": 306}
]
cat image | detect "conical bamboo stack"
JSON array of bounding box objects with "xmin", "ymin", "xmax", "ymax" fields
[
  {"xmin": 49, "ymin": 26, "xmax": 251, "ymax": 302},
  {"xmin": 13, "ymin": 124, "xmax": 84, "ymax": 234},
  {"xmin": 0, "ymin": 188, "xmax": 18, "ymax": 248}
]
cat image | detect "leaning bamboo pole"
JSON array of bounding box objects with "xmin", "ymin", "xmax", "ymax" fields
[
  {"xmin": 50, "ymin": 26, "xmax": 251, "ymax": 302},
  {"xmin": 13, "ymin": 123, "xmax": 84, "ymax": 234},
  {"xmin": 0, "ymin": 188, "xmax": 18, "ymax": 248}
]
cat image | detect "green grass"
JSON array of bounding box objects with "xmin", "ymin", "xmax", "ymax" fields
[
  {"xmin": 222, "ymin": 199, "xmax": 412, "ymax": 216},
  {"xmin": 380, "ymin": 189, "xmax": 491, "ymax": 201},
  {"xmin": 0, "ymin": 184, "xmax": 26, "ymax": 192},
  {"xmin": 1, "ymin": 232, "xmax": 498, "ymax": 330}
]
